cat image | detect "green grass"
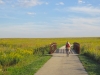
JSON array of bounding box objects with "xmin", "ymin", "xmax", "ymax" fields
[
  {"xmin": 1, "ymin": 55, "xmax": 51, "ymax": 75},
  {"xmin": 0, "ymin": 37, "xmax": 100, "ymax": 74},
  {"xmin": 79, "ymin": 54, "xmax": 100, "ymax": 75}
]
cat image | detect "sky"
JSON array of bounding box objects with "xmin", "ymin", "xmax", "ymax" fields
[{"xmin": 0, "ymin": 0, "xmax": 100, "ymax": 38}]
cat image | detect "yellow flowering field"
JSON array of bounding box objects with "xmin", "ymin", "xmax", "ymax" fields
[{"xmin": 0, "ymin": 38, "xmax": 100, "ymax": 73}]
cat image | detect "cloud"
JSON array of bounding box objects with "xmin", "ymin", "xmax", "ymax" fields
[
  {"xmin": 45, "ymin": 2, "xmax": 49, "ymax": 5},
  {"xmin": 78, "ymin": 0, "xmax": 85, "ymax": 4},
  {"xmin": 18, "ymin": 0, "xmax": 43, "ymax": 7},
  {"xmin": 0, "ymin": 0, "xmax": 4, "ymax": 4},
  {"xmin": 87, "ymin": 4, "xmax": 92, "ymax": 6},
  {"xmin": 55, "ymin": 6, "xmax": 100, "ymax": 16},
  {"xmin": 78, "ymin": 0, "xmax": 82, "ymax": 3},
  {"xmin": 69, "ymin": 17, "xmax": 100, "ymax": 28},
  {"xmin": 54, "ymin": 16, "xmax": 100, "ymax": 27},
  {"xmin": 56, "ymin": 2, "xmax": 64, "ymax": 5},
  {"xmin": 0, "ymin": 0, "xmax": 48, "ymax": 7},
  {"xmin": 53, "ymin": 16, "xmax": 100, "ymax": 37},
  {"xmin": 27, "ymin": 12, "xmax": 36, "ymax": 15},
  {"xmin": 0, "ymin": 22, "xmax": 56, "ymax": 38},
  {"xmin": 43, "ymin": 12, "xmax": 47, "ymax": 14},
  {"xmin": 0, "ymin": 16, "xmax": 100, "ymax": 38},
  {"xmin": 69, "ymin": 6, "xmax": 100, "ymax": 15},
  {"xmin": 56, "ymin": 6, "xmax": 100, "ymax": 16}
]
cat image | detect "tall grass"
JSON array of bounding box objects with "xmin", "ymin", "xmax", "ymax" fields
[
  {"xmin": 80, "ymin": 38, "xmax": 100, "ymax": 63},
  {"xmin": 0, "ymin": 38, "xmax": 69, "ymax": 74},
  {"xmin": 0, "ymin": 38, "xmax": 100, "ymax": 74}
]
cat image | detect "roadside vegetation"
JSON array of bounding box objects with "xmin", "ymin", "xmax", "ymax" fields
[
  {"xmin": 78, "ymin": 37, "xmax": 100, "ymax": 75},
  {"xmin": 79, "ymin": 55, "xmax": 100, "ymax": 75},
  {"xmin": 0, "ymin": 37, "xmax": 100, "ymax": 75}
]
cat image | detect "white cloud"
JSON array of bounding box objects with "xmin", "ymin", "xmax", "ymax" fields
[
  {"xmin": 56, "ymin": 2, "xmax": 64, "ymax": 5},
  {"xmin": 73, "ymin": 17, "xmax": 100, "ymax": 25},
  {"xmin": 56, "ymin": 6, "xmax": 100, "ymax": 16},
  {"xmin": 78, "ymin": 0, "xmax": 85, "ymax": 4},
  {"xmin": 0, "ymin": 16, "xmax": 100, "ymax": 38},
  {"xmin": 87, "ymin": 4, "xmax": 92, "ymax": 6},
  {"xmin": 0, "ymin": 0, "xmax": 4, "ymax": 4},
  {"xmin": 0, "ymin": 22, "xmax": 56, "ymax": 38},
  {"xmin": 54, "ymin": 16, "xmax": 100, "ymax": 27},
  {"xmin": 69, "ymin": 6, "xmax": 100, "ymax": 15},
  {"xmin": 27, "ymin": 12, "xmax": 36, "ymax": 15},
  {"xmin": 18, "ymin": 0, "xmax": 43, "ymax": 7},
  {"xmin": 45, "ymin": 2, "xmax": 49, "ymax": 5},
  {"xmin": 43, "ymin": 12, "xmax": 47, "ymax": 14},
  {"xmin": 52, "ymin": 16, "xmax": 100, "ymax": 37},
  {"xmin": 78, "ymin": 0, "xmax": 82, "ymax": 3}
]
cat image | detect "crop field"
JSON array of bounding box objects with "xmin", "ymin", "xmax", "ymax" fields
[{"xmin": 0, "ymin": 37, "xmax": 100, "ymax": 75}]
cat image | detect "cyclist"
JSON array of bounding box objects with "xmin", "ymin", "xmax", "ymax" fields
[{"xmin": 65, "ymin": 41, "xmax": 71, "ymax": 57}]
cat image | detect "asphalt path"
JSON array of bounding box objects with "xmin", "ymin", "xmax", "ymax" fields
[{"xmin": 35, "ymin": 46, "xmax": 88, "ymax": 75}]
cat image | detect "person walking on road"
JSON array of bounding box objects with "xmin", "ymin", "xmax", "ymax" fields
[{"xmin": 65, "ymin": 41, "xmax": 71, "ymax": 57}]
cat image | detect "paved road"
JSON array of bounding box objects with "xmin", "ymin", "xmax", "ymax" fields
[{"xmin": 35, "ymin": 46, "xmax": 88, "ymax": 75}]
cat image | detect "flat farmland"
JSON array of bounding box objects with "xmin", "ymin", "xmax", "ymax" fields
[{"xmin": 0, "ymin": 38, "xmax": 100, "ymax": 75}]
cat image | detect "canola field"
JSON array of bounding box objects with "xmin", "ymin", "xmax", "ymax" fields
[{"xmin": 0, "ymin": 38, "xmax": 100, "ymax": 74}]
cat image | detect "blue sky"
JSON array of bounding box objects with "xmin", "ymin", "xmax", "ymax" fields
[{"xmin": 0, "ymin": 0, "xmax": 100, "ymax": 38}]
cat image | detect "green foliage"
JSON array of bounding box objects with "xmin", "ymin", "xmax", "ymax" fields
[
  {"xmin": 0, "ymin": 37, "xmax": 100, "ymax": 74},
  {"xmin": 0, "ymin": 50, "xmax": 22, "ymax": 72},
  {"xmin": 8, "ymin": 55, "xmax": 51, "ymax": 75},
  {"xmin": 79, "ymin": 55, "xmax": 100, "ymax": 75},
  {"xmin": 33, "ymin": 45, "xmax": 50, "ymax": 55},
  {"xmin": 80, "ymin": 39, "xmax": 100, "ymax": 63}
]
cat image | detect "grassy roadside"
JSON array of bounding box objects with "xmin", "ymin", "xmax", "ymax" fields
[
  {"xmin": 1, "ymin": 55, "xmax": 52, "ymax": 75},
  {"xmin": 9, "ymin": 45, "xmax": 62, "ymax": 75},
  {"xmin": 79, "ymin": 54, "xmax": 100, "ymax": 75}
]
